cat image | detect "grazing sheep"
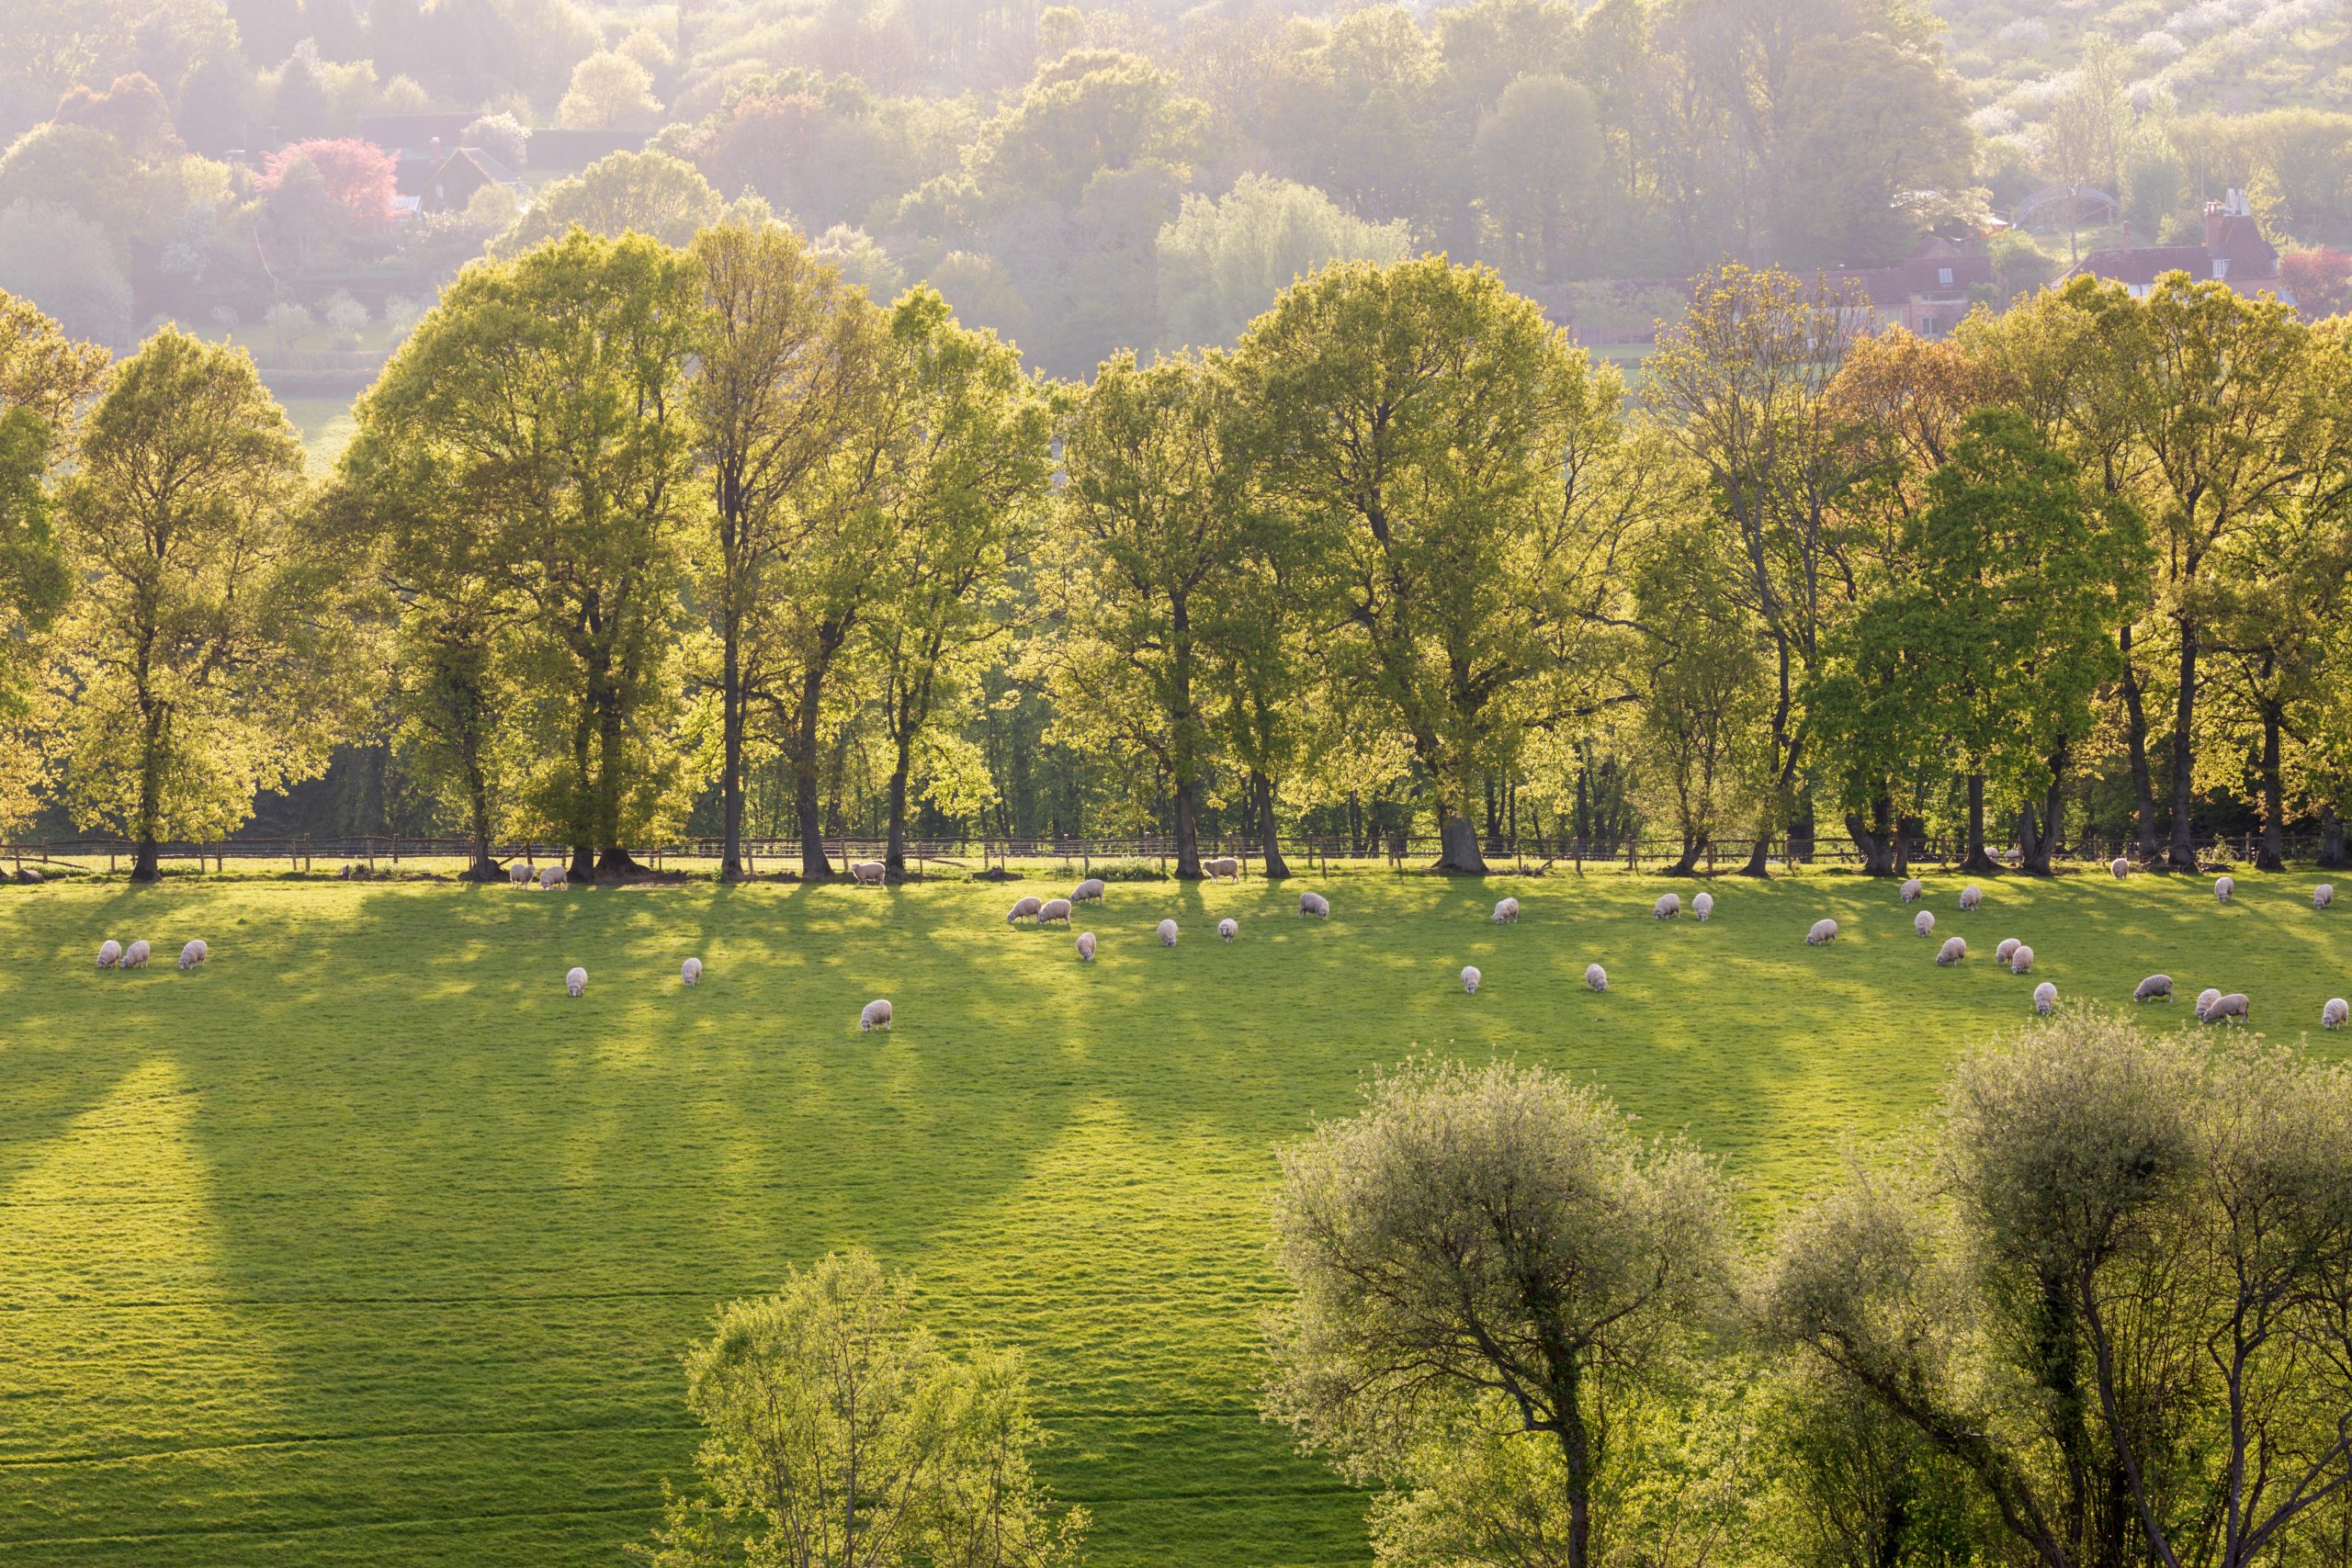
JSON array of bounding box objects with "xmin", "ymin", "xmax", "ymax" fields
[
  {"xmin": 2195, "ymin": 987, "xmax": 2222, "ymax": 1020},
  {"xmin": 1937, "ymin": 936, "xmax": 1966, "ymax": 965},
  {"xmin": 16, "ymin": 867, "xmax": 41, "ymax": 884},
  {"xmin": 1203, "ymin": 855, "xmax": 1240, "ymax": 882},
  {"xmin": 1900, "ymin": 878, "xmax": 1923, "ymax": 904},
  {"xmin": 1692, "ymin": 891, "xmax": 1714, "ymax": 922},
  {"xmin": 2324, "ymin": 998, "xmax": 2347, "ymax": 1031},
  {"xmin": 1805, "ymin": 918, "xmax": 1838, "ymax": 945},
  {"xmin": 2134, "ymin": 974, "xmax": 2174, "ymax": 1003},
  {"xmin": 1299, "ymin": 891, "xmax": 1329, "ymax": 919},
  {"xmin": 539, "ymin": 865, "xmax": 568, "ymax": 891},
  {"xmin": 1654, "ymin": 892, "xmax": 1681, "ymax": 919},
  {"xmin": 682, "ymin": 957, "xmax": 703, "ymax": 987},
  {"xmin": 178, "ymin": 939, "xmax": 208, "ymax": 972},
  {"xmin": 1462, "ymin": 964, "xmax": 1481, "ymax": 995},
  {"xmin": 96, "ymin": 939, "xmax": 121, "ymax": 969},
  {"xmin": 1006, "ymin": 895, "xmax": 1043, "ymax": 925},
  {"xmin": 860, "ymin": 998, "xmax": 893, "ymax": 1032},
  {"xmin": 1218, "ymin": 918, "xmax": 1238, "ymax": 942},
  {"xmin": 565, "ymin": 966, "xmax": 587, "ymax": 998},
  {"xmin": 2215, "ymin": 875, "xmax": 2234, "ymax": 904},
  {"xmin": 1492, "ymin": 897, "xmax": 1520, "ymax": 924},
  {"xmin": 1586, "ymin": 963, "xmax": 1608, "ymax": 992},
  {"xmin": 1158, "ymin": 918, "xmax": 1179, "ymax": 947},
  {"xmin": 507, "ymin": 862, "xmax": 531, "ymax": 886},
  {"xmin": 2034, "ymin": 981, "xmax": 2056, "ymax": 1016},
  {"xmin": 1077, "ymin": 931, "xmax": 1097, "ymax": 963},
  {"xmin": 2316, "ymin": 884, "xmax": 2335, "ymax": 910},
  {"xmin": 1039, "ymin": 897, "xmax": 1073, "ymax": 924},
  {"xmin": 2009, "ymin": 944, "xmax": 2034, "ymax": 976},
  {"xmin": 1959, "ymin": 885, "xmax": 1983, "ymax": 911},
  {"xmin": 1071, "ymin": 877, "xmax": 1105, "ymax": 903},
  {"xmin": 852, "ymin": 861, "xmax": 887, "ymax": 886},
  {"xmin": 123, "ymin": 940, "xmax": 150, "ymax": 969},
  {"xmin": 1995, "ymin": 937, "xmax": 2020, "ymax": 966},
  {"xmin": 1915, "ymin": 910, "xmax": 1935, "ymax": 937},
  {"xmin": 2111, "ymin": 857, "xmax": 2131, "ymax": 879},
  {"xmin": 2207, "ymin": 992, "xmax": 2250, "ymax": 1024},
  {"xmin": 337, "ymin": 863, "xmax": 353, "ymax": 879}
]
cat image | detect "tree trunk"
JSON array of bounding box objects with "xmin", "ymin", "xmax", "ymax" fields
[
  {"xmin": 568, "ymin": 693, "xmax": 596, "ymax": 881},
  {"xmin": 1483, "ymin": 773, "xmax": 1504, "ymax": 853},
  {"xmin": 1666, "ymin": 829, "xmax": 1705, "ymax": 876},
  {"xmin": 721, "ymin": 630, "xmax": 745, "ymax": 881},
  {"xmin": 2166, "ymin": 622, "xmax": 2199, "ymax": 871},
  {"xmin": 462, "ymin": 767, "xmax": 498, "ymax": 882},
  {"xmin": 593, "ymin": 685, "xmax": 646, "ymax": 877},
  {"xmin": 2119, "ymin": 623, "xmax": 2158, "ymax": 863},
  {"xmin": 1845, "ymin": 799, "xmax": 1900, "ymax": 877},
  {"xmin": 2256, "ymin": 703, "xmax": 2285, "ymax": 872},
  {"xmin": 1252, "ymin": 769, "xmax": 1290, "ymax": 879},
  {"xmin": 1172, "ymin": 775, "xmax": 1203, "ymax": 879},
  {"xmin": 132, "ymin": 833, "xmax": 160, "ymax": 883},
  {"xmin": 794, "ymin": 664, "xmax": 831, "ymax": 879},
  {"xmin": 1436, "ymin": 807, "xmax": 1487, "ymax": 874},
  {"xmin": 885, "ymin": 749, "xmax": 913, "ymax": 879},
  {"xmin": 131, "ymin": 701, "xmax": 164, "ymax": 883},
  {"xmin": 2321, "ymin": 806, "xmax": 2347, "ymax": 870},
  {"xmin": 1961, "ymin": 773, "xmax": 2001, "ymax": 874}
]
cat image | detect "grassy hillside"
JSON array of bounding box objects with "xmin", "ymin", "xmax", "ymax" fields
[
  {"xmin": 3, "ymin": 868, "xmax": 2347, "ymax": 1567},
  {"xmin": 1935, "ymin": 0, "xmax": 2352, "ymax": 119}
]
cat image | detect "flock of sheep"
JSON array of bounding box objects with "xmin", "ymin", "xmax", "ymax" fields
[{"xmin": 92, "ymin": 937, "xmax": 209, "ymax": 973}]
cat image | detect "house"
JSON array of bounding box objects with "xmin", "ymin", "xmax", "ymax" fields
[
  {"xmin": 415, "ymin": 146, "xmax": 527, "ymax": 215},
  {"xmin": 1816, "ymin": 237, "xmax": 1994, "ymax": 340},
  {"xmin": 2063, "ymin": 191, "xmax": 2284, "ymax": 300}
]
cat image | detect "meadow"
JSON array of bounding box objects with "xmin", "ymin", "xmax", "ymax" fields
[{"xmin": 2, "ymin": 865, "xmax": 2347, "ymax": 1568}]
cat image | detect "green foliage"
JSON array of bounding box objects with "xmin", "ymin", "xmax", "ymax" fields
[
  {"xmin": 494, "ymin": 151, "xmax": 721, "ymax": 254},
  {"xmin": 1154, "ymin": 175, "xmax": 1412, "ymax": 351}
]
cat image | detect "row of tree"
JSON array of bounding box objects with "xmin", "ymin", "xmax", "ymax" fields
[{"xmin": 4, "ymin": 237, "xmax": 2350, "ymax": 880}]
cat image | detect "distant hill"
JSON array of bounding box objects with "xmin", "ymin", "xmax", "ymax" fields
[{"xmin": 1932, "ymin": 0, "xmax": 2352, "ymax": 119}]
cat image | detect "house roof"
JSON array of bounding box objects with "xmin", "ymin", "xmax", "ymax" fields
[{"xmin": 1825, "ymin": 254, "xmax": 1993, "ymax": 307}]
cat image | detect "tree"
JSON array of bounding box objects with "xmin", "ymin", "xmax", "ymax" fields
[
  {"xmin": 495, "ymin": 151, "xmax": 721, "ymax": 254},
  {"xmin": 2280, "ymin": 247, "xmax": 2352, "ymax": 320},
  {"xmin": 51, "ymin": 329, "xmax": 367, "ymax": 880},
  {"xmin": 356, "ymin": 231, "xmax": 700, "ymax": 880},
  {"xmin": 1232, "ymin": 255, "xmax": 1635, "ymax": 874},
  {"xmin": 1266, "ymin": 1057, "xmax": 1729, "ymax": 1568},
  {"xmin": 1774, "ymin": 31, "xmax": 1974, "ymax": 268},
  {"xmin": 257, "ymin": 138, "xmax": 397, "ymax": 223},
  {"xmin": 1155, "ymin": 174, "xmax": 1412, "ymax": 350},
  {"xmin": 556, "ymin": 49, "xmax": 662, "ymax": 131},
  {"xmin": 0, "ymin": 199, "xmax": 129, "ymax": 349},
  {"xmin": 643, "ymin": 1250, "xmax": 1088, "ymax": 1568},
  {"xmin": 1471, "ymin": 74, "xmax": 1600, "ymax": 282}
]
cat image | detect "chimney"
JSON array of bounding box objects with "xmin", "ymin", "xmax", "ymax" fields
[
  {"xmin": 2204, "ymin": 198, "xmax": 2227, "ymax": 254},
  {"xmin": 430, "ymin": 135, "xmax": 443, "ymax": 161}
]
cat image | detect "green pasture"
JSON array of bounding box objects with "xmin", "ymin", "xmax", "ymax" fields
[{"xmin": 3, "ymin": 867, "xmax": 2347, "ymax": 1567}]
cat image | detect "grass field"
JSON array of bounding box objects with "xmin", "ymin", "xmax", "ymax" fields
[{"xmin": 3, "ymin": 867, "xmax": 2347, "ymax": 1567}]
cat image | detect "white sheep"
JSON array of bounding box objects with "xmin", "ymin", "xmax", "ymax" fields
[
  {"xmin": 2316, "ymin": 884, "xmax": 2335, "ymax": 910},
  {"xmin": 123, "ymin": 939, "xmax": 150, "ymax": 969},
  {"xmin": 1039, "ymin": 897, "xmax": 1073, "ymax": 924},
  {"xmin": 2215, "ymin": 875, "xmax": 2234, "ymax": 904},
  {"xmin": 1959, "ymin": 885, "xmax": 1983, "ymax": 911},
  {"xmin": 1218, "ymin": 918, "xmax": 1238, "ymax": 942},
  {"xmin": 1203, "ymin": 856, "xmax": 1240, "ymax": 882},
  {"xmin": 178, "ymin": 939, "xmax": 208, "ymax": 972},
  {"xmin": 2033, "ymin": 981, "xmax": 2056, "ymax": 1016},
  {"xmin": 1492, "ymin": 897, "xmax": 1520, "ymax": 924},
  {"xmin": 1995, "ymin": 937, "xmax": 2020, "ymax": 966},
  {"xmin": 682, "ymin": 957, "xmax": 703, "ymax": 986},
  {"xmin": 2324, "ymin": 998, "xmax": 2347, "ymax": 1031},
  {"xmin": 1158, "ymin": 918, "xmax": 1179, "ymax": 947},
  {"xmin": 565, "ymin": 965, "xmax": 587, "ymax": 998},
  {"xmin": 1461, "ymin": 964, "xmax": 1481, "ymax": 995},
  {"xmin": 96, "ymin": 939, "xmax": 121, "ymax": 969},
  {"xmin": 1298, "ymin": 891, "xmax": 1329, "ymax": 919},
  {"xmin": 1900, "ymin": 878, "xmax": 1923, "ymax": 904},
  {"xmin": 2196, "ymin": 987, "xmax": 2222, "ymax": 1019},
  {"xmin": 1915, "ymin": 910, "xmax": 1935, "ymax": 937},
  {"xmin": 2207, "ymin": 992, "xmax": 2250, "ymax": 1024},
  {"xmin": 1805, "ymin": 918, "xmax": 1838, "ymax": 945},
  {"xmin": 507, "ymin": 862, "xmax": 532, "ymax": 886},
  {"xmin": 2009, "ymin": 943, "xmax": 2034, "ymax": 976},
  {"xmin": 2134, "ymin": 974, "xmax": 2173, "ymax": 1003},
  {"xmin": 1692, "ymin": 891, "xmax": 1714, "ymax": 922},
  {"xmin": 852, "ymin": 860, "xmax": 887, "ymax": 886},
  {"xmin": 860, "ymin": 998, "xmax": 893, "ymax": 1032},
  {"xmin": 1654, "ymin": 892, "xmax": 1681, "ymax": 919},
  {"xmin": 1937, "ymin": 936, "xmax": 1966, "ymax": 965},
  {"xmin": 1006, "ymin": 895, "xmax": 1043, "ymax": 925},
  {"xmin": 1071, "ymin": 877, "xmax": 1105, "ymax": 903},
  {"xmin": 539, "ymin": 865, "xmax": 568, "ymax": 890},
  {"xmin": 1586, "ymin": 963, "xmax": 1608, "ymax": 992},
  {"xmin": 2111, "ymin": 857, "xmax": 2131, "ymax": 879},
  {"xmin": 1077, "ymin": 931, "xmax": 1097, "ymax": 962}
]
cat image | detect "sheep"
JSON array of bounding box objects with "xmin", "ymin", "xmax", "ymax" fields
[
  {"xmin": 1900, "ymin": 878, "xmax": 1923, "ymax": 904},
  {"xmin": 2008, "ymin": 944, "xmax": 2034, "ymax": 976},
  {"xmin": 1039, "ymin": 897, "xmax": 1073, "ymax": 925},
  {"xmin": 2316, "ymin": 884, "xmax": 2335, "ymax": 910},
  {"xmin": 1654, "ymin": 892, "xmax": 1681, "ymax": 919},
  {"xmin": 2324, "ymin": 998, "xmax": 2348, "ymax": 1031},
  {"xmin": 337, "ymin": 863, "xmax": 354, "ymax": 880},
  {"xmin": 1938, "ymin": 936, "xmax": 1966, "ymax": 965},
  {"xmin": 851, "ymin": 861, "xmax": 887, "ymax": 886},
  {"xmin": 1959, "ymin": 885, "xmax": 1983, "ymax": 911},
  {"xmin": 2034, "ymin": 981, "xmax": 2057, "ymax": 1016},
  {"xmin": 1804, "ymin": 918, "xmax": 1838, "ymax": 945},
  {"xmin": 1071, "ymin": 877, "xmax": 1105, "ymax": 904},
  {"xmin": 565, "ymin": 965, "xmax": 587, "ymax": 998},
  {"xmin": 1915, "ymin": 910, "xmax": 1935, "ymax": 937},
  {"xmin": 860, "ymin": 998, "xmax": 893, "ymax": 1032},
  {"xmin": 682, "ymin": 957, "xmax": 703, "ymax": 987},
  {"xmin": 1218, "ymin": 918, "xmax": 1238, "ymax": 942},
  {"xmin": 2215, "ymin": 875, "xmax": 2234, "ymax": 904},
  {"xmin": 123, "ymin": 939, "xmax": 150, "ymax": 969},
  {"xmin": 1006, "ymin": 895, "xmax": 1043, "ymax": 925},
  {"xmin": 1158, "ymin": 918, "xmax": 1179, "ymax": 947},
  {"xmin": 1077, "ymin": 931, "xmax": 1097, "ymax": 963},
  {"xmin": 1299, "ymin": 891, "xmax": 1329, "ymax": 919},
  {"xmin": 178, "ymin": 939, "xmax": 208, "ymax": 972},
  {"xmin": 16, "ymin": 867, "xmax": 40, "ymax": 884},
  {"xmin": 1462, "ymin": 964, "xmax": 1481, "ymax": 995},
  {"xmin": 1492, "ymin": 897, "xmax": 1520, "ymax": 924},
  {"xmin": 2134, "ymin": 974, "xmax": 2174, "ymax": 1003},
  {"xmin": 1995, "ymin": 937, "xmax": 2020, "ymax": 966},
  {"xmin": 96, "ymin": 939, "xmax": 121, "ymax": 969},
  {"xmin": 2111, "ymin": 857, "xmax": 2131, "ymax": 879},
  {"xmin": 1692, "ymin": 891, "xmax": 1714, "ymax": 922},
  {"xmin": 507, "ymin": 862, "xmax": 531, "ymax": 886},
  {"xmin": 2195, "ymin": 987, "xmax": 2222, "ymax": 1020},
  {"xmin": 1203, "ymin": 856, "xmax": 1240, "ymax": 882},
  {"xmin": 1586, "ymin": 963, "xmax": 1608, "ymax": 992},
  {"xmin": 2207, "ymin": 992, "xmax": 2250, "ymax": 1024},
  {"xmin": 539, "ymin": 865, "xmax": 568, "ymax": 891}
]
